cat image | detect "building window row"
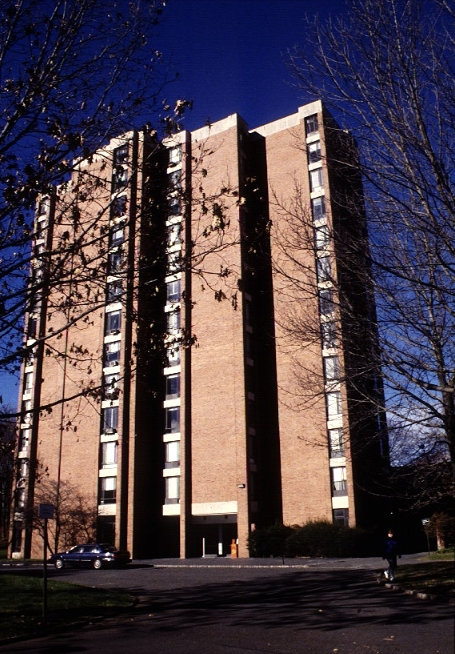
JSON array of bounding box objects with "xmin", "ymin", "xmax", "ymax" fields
[
  {"xmin": 111, "ymin": 144, "xmax": 128, "ymax": 192},
  {"xmin": 304, "ymin": 118, "xmax": 349, "ymax": 513},
  {"xmin": 13, "ymin": 195, "xmax": 52, "ymax": 531},
  {"xmin": 162, "ymin": 143, "xmax": 184, "ymax": 506},
  {"xmin": 96, "ymin": 145, "xmax": 130, "ymax": 509}
]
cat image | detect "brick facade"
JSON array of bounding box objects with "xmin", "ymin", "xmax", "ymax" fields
[{"xmin": 10, "ymin": 103, "xmax": 387, "ymax": 561}]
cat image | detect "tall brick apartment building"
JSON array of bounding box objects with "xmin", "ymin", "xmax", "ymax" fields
[{"xmin": 10, "ymin": 101, "xmax": 388, "ymax": 559}]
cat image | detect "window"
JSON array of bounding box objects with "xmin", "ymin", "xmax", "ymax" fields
[
  {"xmin": 165, "ymin": 441, "xmax": 180, "ymax": 468},
  {"xmin": 324, "ymin": 356, "xmax": 340, "ymax": 382},
  {"xmin": 167, "ymin": 170, "xmax": 181, "ymax": 191},
  {"xmin": 19, "ymin": 429, "xmax": 31, "ymax": 451},
  {"xmin": 331, "ymin": 466, "xmax": 347, "ymax": 495},
  {"xmin": 168, "ymin": 195, "xmax": 181, "ymax": 216},
  {"xmin": 25, "ymin": 348, "xmax": 35, "ymax": 367},
  {"xmin": 99, "ymin": 476, "xmax": 116, "ymax": 504},
  {"xmin": 329, "ymin": 428, "xmax": 345, "ymax": 457},
  {"xmin": 317, "ymin": 256, "xmax": 331, "ymax": 282},
  {"xmin": 166, "ymin": 346, "xmax": 180, "ymax": 367},
  {"xmin": 109, "ymin": 224, "xmax": 124, "ymax": 247},
  {"xmin": 312, "ymin": 196, "xmax": 326, "ymax": 221},
  {"xmin": 167, "ymin": 250, "xmax": 181, "ymax": 274},
  {"xmin": 103, "ymin": 406, "xmax": 118, "ymax": 433},
  {"xmin": 165, "ymin": 406, "xmax": 180, "ymax": 433},
  {"xmin": 105, "ymin": 310, "xmax": 121, "ymax": 335},
  {"xmin": 34, "ymin": 243, "xmax": 45, "ymax": 258},
  {"xmin": 30, "ymin": 293, "xmax": 41, "ymax": 314},
  {"xmin": 104, "ymin": 373, "xmax": 119, "ymax": 398},
  {"xmin": 108, "ymin": 251, "xmax": 123, "ymax": 273},
  {"xmin": 168, "ymin": 145, "xmax": 182, "ymax": 165},
  {"xmin": 19, "ymin": 460, "xmax": 28, "ymax": 479},
  {"xmin": 107, "ymin": 280, "xmax": 122, "ymax": 303},
  {"xmin": 38, "ymin": 198, "xmax": 49, "ymax": 215},
  {"xmin": 245, "ymin": 333, "xmax": 254, "ymax": 359},
  {"xmin": 112, "ymin": 166, "xmax": 127, "ymax": 191},
  {"xmin": 24, "ymin": 372, "xmax": 33, "ymax": 391},
  {"xmin": 27, "ymin": 316, "xmax": 38, "ymax": 339},
  {"xmin": 167, "ymin": 223, "xmax": 182, "ymax": 247},
  {"xmin": 321, "ymin": 321, "xmax": 337, "ymax": 348},
  {"xmin": 104, "ymin": 340, "xmax": 121, "ymax": 367},
  {"xmin": 113, "ymin": 144, "xmax": 128, "ymax": 165},
  {"xmin": 16, "ymin": 486, "xmax": 26, "ymax": 510},
  {"xmin": 307, "ymin": 140, "xmax": 321, "ymax": 164},
  {"xmin": 101, "ymin": 441, "xmax": 118, "ymax": 467},
  {"xmin": 310, "ymin": 168, "xmax": 323, "ymax": 191},
  {"xmin": 166, "ymin": 279, "xmax": 181, "ymax": 303},
  {"xmin": 315, "ymin": 224, "xmax": 329, "ymax": 251},
  {"xmin": 333, "ymin": 508, "xmax": 349, "ymax": 526},
  {"xmin": 111, "ymin": 195, "xmax": 127, "ymax": 218},
  {"xmin": 165, "ymin": 476, "xmax": 180, "ymax": 503},
  {"xmin": 22, "ymin": 400, "xmax": 32, "ymax": 424},
  {"xmin": 166, "ymin": 309, "xmax": 180, "ymax": 333},
  {"xmin": 166, "ymin": 374, "xmax": 180, "ymax": 399},
  {"xmin": 305, "ymin": 114, "xmax": 318, "ymax": 135},
  {"xmin": 319, "ymin": 289, "xmax": 334, "ymax": 316},
  {"xmin": 327, "ymin": 391, "xmax": 342, "ymax": 419},
  {"xmin": 244, "ymin": 300, "xmax": 252, "ymax": 327}
]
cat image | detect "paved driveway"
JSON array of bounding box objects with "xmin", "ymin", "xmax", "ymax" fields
[{"xmin": 1, "ymin": 556, "xmax": 453, "ymax": 654}]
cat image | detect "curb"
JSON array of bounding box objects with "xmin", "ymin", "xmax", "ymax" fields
[{"xmin": 383, "ymin": 581, "xmax": 436, "ymax": 601}]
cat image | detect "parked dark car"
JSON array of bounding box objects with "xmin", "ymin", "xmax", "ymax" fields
[{"xmin": 49, "ymin": 543, "xmax": 131, "ymax": 570}]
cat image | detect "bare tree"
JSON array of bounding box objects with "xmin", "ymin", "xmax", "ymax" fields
[
  {"xmin": 0, "ymin": 0, "xmax": 186, "ymax": 394},
  {"xmin": 287, "ymin": 0, "xmax": 455, "ymax": 491},
  {"xmin": 0, "ymin": 406, "xmax": 15, "ymax": 541},
  {"xmin": 32, "ymin": 475, "xmax": 97, "ymax": 553}
]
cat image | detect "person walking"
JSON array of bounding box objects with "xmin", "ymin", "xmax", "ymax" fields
[{"xmin": 383, "ymin": 530, "xmax": 400, "ymax": 581}]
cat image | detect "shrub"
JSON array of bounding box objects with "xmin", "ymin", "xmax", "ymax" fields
[
  {"xmin": 286, "ymin": 521, "xmax": 343, "ymax": 557},
  {"xmin": 248, "ymin": 523, "xmax": 295, "ymax": 557},
  {"xmin": 248, "ymin": 520, "xmax": 375, "ymax": 558}
]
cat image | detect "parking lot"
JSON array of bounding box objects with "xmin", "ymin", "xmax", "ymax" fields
[{"xmin": 1, "ymin": 556, "xmax": 453, "ymax": 653}]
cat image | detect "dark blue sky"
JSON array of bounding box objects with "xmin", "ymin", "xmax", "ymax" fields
[
  {"xmin": 0, "ymin": 0, "xmax": 346, "ymax": 408},
  {"xmin": 156, "ymin": 0, "xmax": 346, "ymax": 131}
]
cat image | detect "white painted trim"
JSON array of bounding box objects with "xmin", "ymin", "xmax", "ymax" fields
[
  {"xmin": 332, "ymin": 496, "xmax": 349, "ymax": 509},
  {"xmin": 192, "ymin": 501, "xmax": 238, "ymax": 515}
]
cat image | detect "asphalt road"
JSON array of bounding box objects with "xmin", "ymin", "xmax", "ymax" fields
[{"xmin": 1, "ymin": 556, "xmax": 453, "ymax": 654}]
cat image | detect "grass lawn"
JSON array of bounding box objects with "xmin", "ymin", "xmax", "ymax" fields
[
  {"xmin": 0, "ymin": 573, "xmax": 134, "ymax": 642},
  {"xmin": 395, "ymin": 561, "xmax": 454, "ymax": 599}
]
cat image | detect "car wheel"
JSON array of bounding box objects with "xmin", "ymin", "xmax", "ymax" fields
[
  {"xmin": 93, "ymin": 558, "xmax": 102, "ymax": 570},
  {"xmin": 54, "ymin": 558, "xmax": 64, "ymax": 570}
]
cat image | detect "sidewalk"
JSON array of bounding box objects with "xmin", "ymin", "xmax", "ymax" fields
[
  {"xmin": 139, "ymin": 552, "xmax": 430, "ymax": 570},
  {"xmin": 1, "ymin": 552, "xmax": 430, "ymax": 570}
]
